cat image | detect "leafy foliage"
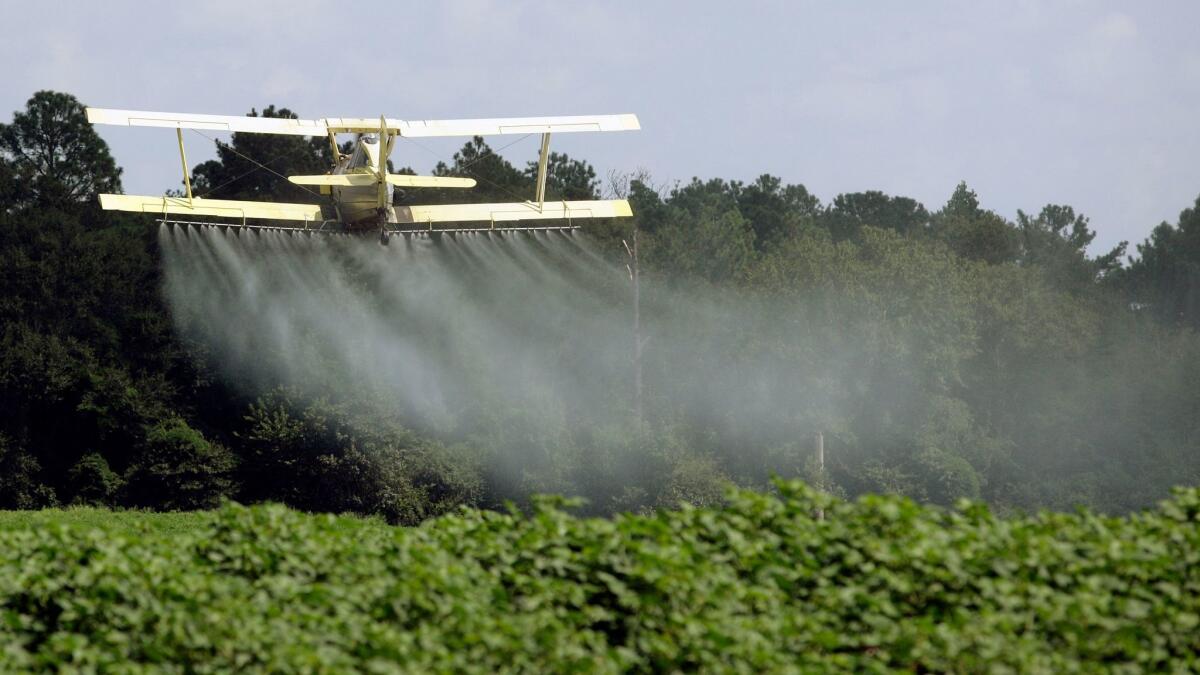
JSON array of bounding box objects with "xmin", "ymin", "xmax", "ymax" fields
[
  {"xmin": 0, "ymin": 91, "xmax": 122, "ymax": 214},
  {"xmin": 523, "ymin": 151, "xmax": 600, "ymax": 200},
  {"xmin": 1121, "ymin": 195, "xmax": 1200, "ymax": 327},
  {"xmin": 1, "ymin": 484, "xmax": 1198, "ymax": 671},
  {"xmin": 429, "ymin": 135, "xmax": 532, "ymax": 204},
  {"xmin": 824, "ymin": 189, "xmax": 929, "ymax": 241},
  {"xmin": 929, "ymin": 181, "xmax": 1019, "ymax": 264},
  {"xmin": 124, "ymin": 418, "xmax": 234, "ymax": 510},
  {"xmin": 66, "ymin": 453, "xmax": 123, "ymax": 506},
  {"xmin": 190, "ymin": 105, "xmax": 330, "ymax": 203},
  {"xmin": 239, "ymin": 390, "xmax": 483, "ymax": 524},
  {"xmin": 0, "ymin": 433, "xmax": 50, "ymax": 509}
]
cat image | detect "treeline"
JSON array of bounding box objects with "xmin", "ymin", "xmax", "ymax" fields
[
  {"xmin": 1, "ymin": 90, "xmax": 1197, "ymax": 519},
  {"xmin": 609, "ymin": 179, "xmax": 1198, "ymax": 513}
]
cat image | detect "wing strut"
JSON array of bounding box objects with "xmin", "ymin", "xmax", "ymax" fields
[
  {"xmin": 176, "ymin": 128, "xmax": 193, "ymax": 205},
  {"xmin": 377, "ymin": 115, "xmax": 395, "ymax": 213},
  {"xmin": 534, "ymin": 133, "xmax": 551, "ymax": 211},
  {"xmin": 326, "ymin": 130, "xmax": 340, "ymax": 164}
]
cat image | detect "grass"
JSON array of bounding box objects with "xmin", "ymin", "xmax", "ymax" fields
[
  {"xmin": 0, "ymin": 507, "xmax": 210, "ymax": 535},
  {"xmin": 0, "ymin": 504, "xmax": 386, "ymax": 536}
]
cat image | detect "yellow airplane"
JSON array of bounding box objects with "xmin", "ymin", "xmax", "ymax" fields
[{"xmin": 86, "ymin": 107, "xmax": 640, "ymax": 243}]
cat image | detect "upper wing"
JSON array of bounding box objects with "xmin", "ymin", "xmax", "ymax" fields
[
  {"xmin": 99, "ymin": 194, "xmax": 323, "ymax": 221},
  {"xmin": 86, "ymin": 108, "xmax": 330, "ymax": 136},
  {"xmin": 391, "ymin": 114, "xmax": 640, "ymax": 137},
  {"xmin": 87, "ymin": 107, "xmax": 640, "ymax": 137}
]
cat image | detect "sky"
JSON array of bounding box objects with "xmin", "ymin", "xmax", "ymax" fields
[{"xmin": 2, "ymin": 0, "xmax": 1198, "ymax": 252}]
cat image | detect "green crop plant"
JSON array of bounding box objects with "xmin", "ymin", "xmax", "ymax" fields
[{"xmin": 0, "ymin": 481, "xmax": 1197, "ymax": 672}]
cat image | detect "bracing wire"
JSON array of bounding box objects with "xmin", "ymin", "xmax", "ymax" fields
[
  {"xmin": 396, "ymin": 133, "xmax": 547, "ymax": 205},
  {"xmin": 188, "ymin": 128, "xmax": 325, "ymax": 200}
]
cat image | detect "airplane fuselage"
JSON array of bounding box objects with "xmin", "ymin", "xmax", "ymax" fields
[{"xmin": 330, "ymin": 135, "xmax": 394, "ymax": 229}]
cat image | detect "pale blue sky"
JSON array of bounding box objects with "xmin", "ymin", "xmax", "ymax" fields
[{"xmin": 2, "ymin": 1, "xmax": 1198, "ymax": 252}]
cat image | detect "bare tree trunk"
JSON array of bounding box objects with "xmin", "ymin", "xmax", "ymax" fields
[
  {"xmin": 814, "ymin": 431, "xmax": 825, "ymax": 521},
  {"xmin": 628, "ymin": 228, "xmax": 644, "ymax": 424},
  {"xmin": 815, "ymin": 431, "xmax": 824, "ymax": 471}
]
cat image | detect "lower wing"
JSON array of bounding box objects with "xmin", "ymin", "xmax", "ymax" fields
[
  {"xmin": 98, "ymin": 194, "xmax": 632, "ymax": 227},
  {"xmin": 99, "ymin": 194, "xmax": 323, "ymax": 222},
  {"xmin": 392, "ymin": 200, "xmax": 632, "ymax": 224}
]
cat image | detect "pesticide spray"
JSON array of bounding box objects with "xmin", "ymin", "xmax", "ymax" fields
[
  {"xmin": 153, "ymin": 208, "xmax": 1200, "ymax": 514},
  {"xmin": 162, "ymin": 225, "xmax": 637, "ymax": 420},
  {"xmin": 159, "ymin": 224, "xmax": 879, "ymax": 505}
]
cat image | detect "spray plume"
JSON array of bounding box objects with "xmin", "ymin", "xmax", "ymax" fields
[{"xmin": 159, "ymin": 224, "xmax": 874, "ymax": 502}]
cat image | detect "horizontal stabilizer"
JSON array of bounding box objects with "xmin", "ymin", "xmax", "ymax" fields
[
  {"xmin": 288, "ymin": 174, "xmax": 476, "ymax": 188},
  {"xmin": 88, "ymin": 107, "xmax": 640, "ymax": 137},
  {"xmin": 98, "ymin": 194, "xmax": 323, "ymax": 222},
  {"xmin": 288, "ymin": 174, "xmax": 376, "ymax": 187},
  {"xmin": 387, "ymin": 174, "xmax": 476, "ymax": 188},
  {"xmin": 392, "ymin": 199, "xmax": 633, "ymax": 225}
]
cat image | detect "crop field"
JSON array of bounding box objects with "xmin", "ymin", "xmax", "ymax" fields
[{"xmin": 1, "ymin": 482, "xmax": 1198, "ymax": 672}]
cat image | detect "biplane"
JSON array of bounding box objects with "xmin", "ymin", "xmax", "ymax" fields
[{"xmin": 86, "ymin": 106, "xmax": 640, "ymax": 243}]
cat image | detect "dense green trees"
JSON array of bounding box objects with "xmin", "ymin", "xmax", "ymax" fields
[
  {"xmin": 0, "ymin": 94, "xmax": 191, "ymax": 509},
  {"xmin": 0, "ymin": 90, "xmax": 122, "ymax": 215},
  {"xmin": 422, "ymin": 135, "xmax": 599, "ymax": 205},
  {"xmin": 239, "ymin": 391, "xmax": 482, "ymax": 525},
  {"xmin": 824, "ymin": 189, "xmax": 927, "ymax": 241},
  {"xmin": 1121, "ymin": 195, "xmax": 1200, "ymax": 327},
  {"xmin": 614, "ymin": 174, "xmax": 1198, "ymax": 512},
  {"xmin": 0, "ymin": 89, "xmax": 1197, "ymax": 518},
  {"xmin": 190, "ymin": 105, "xmax": 331, "ymax": 203}
]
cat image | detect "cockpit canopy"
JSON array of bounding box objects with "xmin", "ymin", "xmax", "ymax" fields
[{"xmin": 347, "ymin": 135, "xmax": 380, "ymax": 171}]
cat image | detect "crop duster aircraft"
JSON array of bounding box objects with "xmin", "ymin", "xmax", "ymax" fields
[{"xmin": 86, "ymin": 107, "xmax": 640, "ymax": 243}]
